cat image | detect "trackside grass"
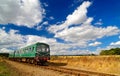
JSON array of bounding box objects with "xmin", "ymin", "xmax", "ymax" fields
[
  {"xmin": 50, "ymin": 55, "xmax": 120, "ymax": 75},
  {"xmin": 0, "ymin": 57, "xmax": 19, "ymax": 76}
]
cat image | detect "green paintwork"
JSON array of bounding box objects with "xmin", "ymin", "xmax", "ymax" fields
[{"xmin": 9, "ymin": 42, "xmax": 50, "ymax": 58}]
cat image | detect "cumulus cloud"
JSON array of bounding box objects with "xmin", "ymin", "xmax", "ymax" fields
[
  {"xmin": 54, "ymin": 23, "xmax": 120, "ymax": 43},
  {"xmin": 0, "ymin": 28, "xmax": 24, "ymax": 49},
  {"xmin": 110, "ymin": 41, "xmax": 120, "ymax": 46},
  {"xmin": 25, "ymin": 35, "xmax": 56, "ymax": 46},
  {"xmin": 89, "ymin": 41, "xmax": 102, "ymax": 46},
  {"xmin": 119, "ymin": 36, "xmax": 120, "ymax": 39},
  {"xmin": 0, "ymin": 0, "xmax": 44, "ymax": 28},
  {"xmin": 0, "ymin": 28, "xmax": 92, "ymax": 55},
  {"xmin": 48, "ymin": 1, "xmax": 91, "ymax": 33},
  {"xmin": 94, "ymin": 19, "xmax": 103, "ymax": 25},
  {"xmin": 36, "ymin": 21, "xmax": 48, "ymax": 30},
  {"xmin": 43, "ymin": 3, "xmax": 48, "ymax": 7},
  {"xmin": 47, "ymin": 1, "xmax": 120, "ymax": 54},
  {"xmin": 52, "ymin": 49, "xmax": 92, "ymax": 55},
  {"xmin": 0, "ymin": 28, "xmax": 57, "ymax": 54},
  {"xmin": 49, "ymin": 16, "xmax": 54, "ymax": 20},
  {"xmin": 0, "ymin": 48, "xmax": 13, "ymax": 53},
  {"xmin": 48, "ymin": 1, "xmax": 120, "ymax": 43}
]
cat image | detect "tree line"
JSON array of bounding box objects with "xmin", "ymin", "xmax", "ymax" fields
[{"xmin": 100, "ymin": 48, "xmax": 120, "ymax": 55}]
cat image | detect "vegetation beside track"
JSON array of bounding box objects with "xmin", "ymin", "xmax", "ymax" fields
[
  {"xmin": 100, "ymin": 48, "xmax": 120, "ymax": 55},
  {"xmin": 0, "ymin": 57, "xmax": 19, "ymax": 76},
  {"xmin": 50, "ymin": 55, "xmax": 120, "ymax": 75}
]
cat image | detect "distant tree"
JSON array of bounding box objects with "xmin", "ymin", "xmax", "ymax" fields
[
  {"xmin": 100, "ymin": 48, "xmax": 120, "ymax": 55},
  {"xmin": 0, "ymin": 53, "xmax": 9, "ymax": 57}
]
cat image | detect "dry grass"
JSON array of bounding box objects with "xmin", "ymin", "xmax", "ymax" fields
[
  {"xmin": 0, "ymin": 57, "xmax": 3, "ymax": 62},
  {"xmin": 5, "ymin": 60, "xmax": 75, "ymax": 76},
  {"xmin": 0, "ymin": 57, "xmax": 20, "ymax": 76},
  {"xmin": 50, "ymin": 55, "xmax": 120, "ymax": 75}
]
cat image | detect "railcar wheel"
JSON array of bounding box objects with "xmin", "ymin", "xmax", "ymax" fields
[
  {"xmin": 33, "ymin": 60, "xmax": 38, "ymax": 65},
  {"xmin": 30, "ymin": 59, "xmax": 34, "ymax": 64}
]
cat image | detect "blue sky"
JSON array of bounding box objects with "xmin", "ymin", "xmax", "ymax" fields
[{"xmin": 0, "ymin": 0, "xmax": 120, "ymax": 55}]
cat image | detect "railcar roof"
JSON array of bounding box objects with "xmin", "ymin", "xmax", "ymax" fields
[
  {"xmin": 35, "ymin": 42, "xmax": 49, "ymax": 45},
  {"xmin": 18, "ymin": 42, "xmax": 49, "ymax": 50}
]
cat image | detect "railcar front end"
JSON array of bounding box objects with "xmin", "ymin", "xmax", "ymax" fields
[{"xmin": 34, "ymin": 43, "xmax": 50, "ymax": 64}]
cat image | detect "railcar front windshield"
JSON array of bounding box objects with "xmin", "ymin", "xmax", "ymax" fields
[{"xmin": 37, "ymin": 44, "xmax": 49, "ymax": 52}]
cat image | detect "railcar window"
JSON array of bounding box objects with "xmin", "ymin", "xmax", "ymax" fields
[
  {"xmin": 19, "ymin": 50, "xmax": 21, "ymax": 54},
  {"xmin": 37, "ymin": 45, "xmax": 49, "ymax": 52},
  {"xmin": 26, "ymin": 48, "xmax": 28, "ymax": 52},
  {"xmin": 23, "ymin": 49, "xmax": 26, "ymax": 53},
  {"xmin": 37, "ymin": 46, "xmax": 41, "ymax": 52},
  {"xmin": 45, "ymin": 46, "xmax": 49, "ymax": 52},
  {"xmin": 30, "ymin": 47, "xmax": 31, "ymax": 51},
  {"xmin": 23, "ymin": 50, "xmax": 24, "ymax": 53},
  {"xmin": 16, "ymin": 51, "xmax": 19, "ymax": 54},
  {"xmin": 29, "ymin": 48, "xmax": 30, "ymax": 51},
  {"xmin": 21, "ymin": 50, "xmax": 23, "ymax": 54},
  {"xmin": 32, "ymin": 47, "xmax": 34, "ymax": 51}
]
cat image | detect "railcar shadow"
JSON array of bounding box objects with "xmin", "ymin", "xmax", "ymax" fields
[{"xmin": 48, "ymin": 62, "xmax": 67, "ymax": 66}]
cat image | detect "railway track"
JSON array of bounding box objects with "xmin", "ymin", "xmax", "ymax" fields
[
  {"xmin": 39, "ymin": 65, "xmax": 117, "ymax": 76},
  {"xmin": 6, "ymin": 60, "xmax": 117, "ymax": 76}
]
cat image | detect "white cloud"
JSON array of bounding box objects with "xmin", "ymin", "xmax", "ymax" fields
[
  {"xmin": 48, "ymin": 1, "xmax": 120, "ymax": 46},
  {"xmin": 42, "ymin": 21, "xmax": 48, "ymax": 25},
  {"xmin": 36, "ymin": 25, "xmax": 42, "ymax": 30},
  {"xmin": 0, "ymin": 28, "xmax": 24, "ymax": 49},
  {"xmin": 119, "ymin": 36, "xmax": 120, "ymax": 39},
  {"xmin": 48, "ymin": 1, "xmax": 91, "ymax": 33},
  {"xmin": 43, "ymin": 3, "xmax": 48, "ymax": 7},
  {"xmin": 66, "ymin": 1, "xmax": 90, "ymax": 25},
  {"xmin": 94, "ymin": 19, "xmax": 103, "ymax": 25},
  {"xmin": 0, "ymin": 28, "xmax": 91, "ymax": 55},
  {"xmin": 36, "ymin": 21, "xmax": 48, "ymax": 30},
  {"xmin": 110, "ymin": 41, "xmax": 120, "ymax": 46},
  {"xmin": 89, "ymin": 41, "xmax": 102, "ymax": 46},
  {"xmin": 0, "ymin": 28, "xmax": 57, "ymax": 54},
  {"xmin": 47, "ymin": 1, "xmax": 120, "ymax": 55},
  {"xmin": 55, "ymin": 24, "xmax": 120, "ymax": 43},
  {"xmin": 0, "ymin": 27, "xmax": 119, "ymax": 55},
  {"xmin": 2, "ymin": 27, "xmax": 5, "ymax": 30},
  {"xmin": 25, "ymin": 35, "xmax": 57, "ymax": 46},
  {"xmin": 94, "ymin": 22, "xmax": 103, "ymax": 26},
  {"xmin": 52, "ymin": 49, "xmax": 92, "ymax": 55},
  {"xmin": 0, "ymin": 48, "xmax": 13, "ymax": 53},
  {"xmin": 49, "ymin": 16, "xmax": 54, "ymax": 20},
  {"xmin": 0, "ymin": 0, "xmax": 44, "ymax": 28}
]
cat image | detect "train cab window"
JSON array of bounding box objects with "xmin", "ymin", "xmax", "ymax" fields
[
  {"xmin": 46, "ymin": 48, "xmax": 49, "ymax": 52},
  {"xmin": 37, "ymin": 45, "xmax": 49, "ymax": 52},
  {"xmin": 37, "ymin": 46, "xmax": 41, "ymax": 52}
]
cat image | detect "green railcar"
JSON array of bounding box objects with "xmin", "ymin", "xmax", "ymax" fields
[{"xmin": 9, "ymin": 42, "xmax": 50, "ymax": 64}]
